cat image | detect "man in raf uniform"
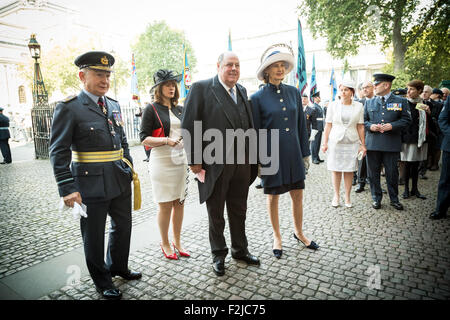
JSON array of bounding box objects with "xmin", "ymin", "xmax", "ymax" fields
[
  {"xmin": 49, "ymin": 51, "xmax": 141, "ymax": 300},
  {"xmin": 364, "ymin": 73, "xmax": 411, "ymax": 210},
  {"xmin": 302, "ymin": 93, "xmax": 312, "ymax": 139},
  {"xmin": 0, "ymin": 107, "xmax": 12, "ymax": 164},
  {"xmin": 309, "ymin": 91, "xmax": 325, "ymax": 164}
]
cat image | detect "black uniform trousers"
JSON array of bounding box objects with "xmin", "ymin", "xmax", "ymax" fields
[
  {"xmin": 0, "ymin": 139, "xmax": 12, "ymax": 163},
  {"xmin": 435, "ymin": 151, "xmax": 450, "ymax": 215},
  {"xmin": 366, "ymin": 151, "xmax": 400, "ymax": 203},
  {"xmin": 310, "ymin": 131, "xmax": 322, "ymax": 161},
  {"xmin": 206, "ymin": 163, "xmax": 251, "ymax": 262},
  {"xmin": 80, "ymin": 184, "xmax": 132, "ymax": 290},
  {"xmin": 357, "ymin": 156, "xmax": 368, "ymax": 185}
]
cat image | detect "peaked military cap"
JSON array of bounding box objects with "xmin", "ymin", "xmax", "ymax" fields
[
  {"xmin": 393, "ymin": 88, "xmax": 407, "ymax": 96},
  {"xmin": 311, "ymin": 91, "xmax": 320, "ymax": 98},
  {"xmin": 74, "ymin": 51, "xmax": 115, "ymax": 72},
  {"xmin": 373, "ymin": 73, "xmax": 395, "ymax": 85},
  {"xmin": 432, "ymin": 88, "xmax": 443, "ymax": 95}
]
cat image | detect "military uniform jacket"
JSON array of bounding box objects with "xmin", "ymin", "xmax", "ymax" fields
[
  {"xmin": 304, "ymin": 105, "xmax": 313, "ymax": 137},
  {"xmin": 49, "ymin": 91, "xmax": 133, "ymax": 201},
  {"xmin": 0, "ymin": 114, "xmax": 10, "ymax": 140},
  {"xmin": 438, "ymin": 96, "xmax": 450, "ymax": 152},
  {"xmin": 310, "ymin": 103, "xmax": 324, "ymax": 131},
  {"xmin": 364, "ymin": 94, "xmax": 411, "ymax": 152}
]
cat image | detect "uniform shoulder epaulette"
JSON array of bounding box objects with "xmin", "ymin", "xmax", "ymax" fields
[
  {"xmin": 62, "ymin": 95, "xmax": 77, "ymax": 103},
  {"xmin": 106, "ymin": 96, "xmax": 118, "ymax": 102}
]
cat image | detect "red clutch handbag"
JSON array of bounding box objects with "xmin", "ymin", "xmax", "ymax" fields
[{"xmin": 145, "ymin": 104, "xmax": 165, "ymax": 150}]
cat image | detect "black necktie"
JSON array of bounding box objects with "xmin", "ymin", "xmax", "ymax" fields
[
  {"xmin": 98, "ymin": 97, "xmax": 107, "ymax": 115},
  {"xmin": 381, "ymin": 97, "xmax": 385, "ymax": 105}
]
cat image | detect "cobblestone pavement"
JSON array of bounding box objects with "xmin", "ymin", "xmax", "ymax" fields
[{"xmin": 1, "ymin": 145, "xmax": 449, "ymax": 300}]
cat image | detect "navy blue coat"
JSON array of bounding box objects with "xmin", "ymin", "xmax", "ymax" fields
[
  {"xmin": 49, "ymin": 91, "xmax": 133, "ymax": 201},
  {"xmin": 439, "ymin": 96, "xmax": 450, "ymax": 152},
  {"xmin": 364, "ymin": 94, "xmax": 411, "ymax": 152},
  {"xmin": 0, "ymin": 113, "xmax": 10, "ymax": 140},
  {"xmin": 250, "ymin": 83, "xmax": 310, "ymax": 188}
]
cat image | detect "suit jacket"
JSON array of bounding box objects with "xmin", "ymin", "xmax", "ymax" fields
[
  {"xmin": 439, "ymin": 96, "xmax": 450, "ymax": 152},
  {"xmin": 49, "ymin": 91, "xmax": 133, "ymax": 201},
  {"xmin": 0, "ymin": 114, "xmax": 10, "ymax": 140},
  {"xmin": 304, "ymin": 105, "xmax": 313, "ymax": 138},
  {"xmin": 326, "ymin": 100, "xmax": 364, "ymax": 144},
  {"xmin": 181, "ymin": 75, "xmax": 257, "ymax": 203},
  {"xmin": 364, "ymin": 94, "xmax": 411, "ymax": 152}
]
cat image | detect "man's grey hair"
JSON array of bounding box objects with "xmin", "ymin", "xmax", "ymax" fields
[
  {"xmin": 424, "ymin": 85, "xmax": 432, "ymax": 92},
  {"xmin": 217, "ymin": 51, "xmax": 238, "ymax": 65}
]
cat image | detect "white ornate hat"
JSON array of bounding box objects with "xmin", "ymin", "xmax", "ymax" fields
[{"xmin": 256, "ymin": 43, "xmax": 295, "ymax": 81}]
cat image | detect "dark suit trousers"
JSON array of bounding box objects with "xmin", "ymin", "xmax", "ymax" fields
[
  {"xmin": 436, "ymin": 151, "xmax": 450, "ymax": 215},
  {"xmin": 206, "ymin": 164, "xmax": 251, "ymax": 262},
  {"xmin": 0, "ymin": 139, "xmax": 11, "ymax": 163},
  {"xmin": 366, "ymin": 151, "xmax": 400, "ymax": 203},
  {"xmin": 310, "ymin": 131, "xmax": 322, "ymax": 161},
  {"xmin": 357, "ymin": 156, "xmax": 368, "ymax": 185},
  {"xmin": 80, "ymin": 185, "xmax": 132, "ymax": 289}
]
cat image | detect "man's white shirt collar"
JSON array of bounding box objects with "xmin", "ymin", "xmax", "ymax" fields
[{"xmin": 218, "ymin": 76, "xmax": 236, "ymax": 97}]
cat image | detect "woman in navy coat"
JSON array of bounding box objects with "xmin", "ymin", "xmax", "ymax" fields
[{"xmin": 250, "ymin": 45, "xmax": 319, "ymax": 259}]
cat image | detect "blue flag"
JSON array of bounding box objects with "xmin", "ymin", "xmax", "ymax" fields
[
  {"xmin": 309, "ymin": 53, "xmax": 317, "ymax": 103},
  {"xmin": 329, "ymin": 68, "xmax": 337, "ymax": 101},
  {"xmin": 296, "ymin": 20, "xmax": 307, "ymax": 95},
  {"xmin": 228, "ymin": 29, "xmax": 232, "ymax": 51},
  {"xmin": 180, "ymin": 44, "xmax": 191, "ymax": 100},
  {"xmin": 130, "ymin": 53, "xmax": 140, "ymax": 105}
]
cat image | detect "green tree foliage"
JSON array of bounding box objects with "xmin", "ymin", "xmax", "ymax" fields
[
  {"xmin": 19, "ymin": 38, "xmax": 129, "ymax": 100},
  {"xmin": 299, "ymin": 0, "xmax": 448, "ymax": 72},
  {"xmin": 131, "ymin": 21, "xmax": 197, "ymax": 92}
]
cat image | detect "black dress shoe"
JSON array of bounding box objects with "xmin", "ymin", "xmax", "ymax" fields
[
  {"xmin": 318, "ymin": 159, "xmax": 324, "ymax": 163},
  {"xmin": 212, "ymin": 259, "xmax": 225, "ymax": 276},
  {"xmin": 232, "ymin": 253, "xmax": 261, "ymax": 265},
  {"xmin": 312, "ymin": 159, "xmax": 320, "ymax": 165},
  {"xmin": 381, "ymin": 189, "xmax": 387, "ymax": 194},
  {"xmin": 355, "ymin": 184, "xmax": 365, "ymax": 193},
  {"xmin": 411, "ymin": 190, "xmax": 426, "ymax": 200},
  {"xmin": 390, "ymin": 202, "xmax": 404, "ymax": 210},
  {"xmin": 111, "ymin": 269, "xmax": 142, "ymax": 280},
  {"xmin": 402, "ymin": 190, "xmax": 410, "ymax": 199},
  {"xmin": 372, "ymin": 201, "xmax": 381, "ymax": 209},
  {"xmin": 96, "ymin": 287, "xmax": 122, "ymax": 300},
  {"xmin": 293, "ymin": 233, "xmax": 319, "ymax": 250},
  {"xmin": 273, "ymin": 249, "xmax": 282, "ymax": 259},
  {"xmin": 429, "ymin": 211, "xmax": 447, "ymax": 220},
  {"xmin": 255, "ymin": 184, "xmax": 263, "ymax": 189}
]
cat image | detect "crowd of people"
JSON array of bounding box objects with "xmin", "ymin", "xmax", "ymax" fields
[{"xmin": 44, "ymin": 47, "xmax": 449, "ymax": 300}]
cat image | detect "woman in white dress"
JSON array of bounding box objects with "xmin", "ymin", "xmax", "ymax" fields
[
  {"xmin": 322, "ymin": 79, "xmax": 367, "ymax": 208},
  {"xmin": 140, "ymin": 69, "xmax": 189, "ymax": 260}
]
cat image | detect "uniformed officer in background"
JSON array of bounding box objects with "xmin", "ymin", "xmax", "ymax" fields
[
  {"xmin": 364, "ymin": 73, "xmax": 411, "ymax": 210},
  {"xmin": 0, "ymin": 106, "xmax": 12, "ymax": 164},
  {"xmin": 309, "ymin": 91, "xmax": 325, "ymax": 164},
  {"xmin": 302, "ymin": 93, "xmax": 312, "ymax": 139},
  {"xmin": 49, "ymin": 51, "xmax": 141, "ymax": 300}
]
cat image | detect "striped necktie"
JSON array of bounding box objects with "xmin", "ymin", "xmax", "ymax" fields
[{"xmin": 229, "ymin": 88, "xmax": 237, "ymax": 104}]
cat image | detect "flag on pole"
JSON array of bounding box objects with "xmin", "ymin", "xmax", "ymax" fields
[
  {"xmin": 296, "ymin": 19, "xmax": 307, "ymax": 96},
  {"xmin": 329, "ymin": 67, "xmax": 337, "ymax": 101},
  {"xmin": 180, "ymin": 44, "xmax": 192, "ymax": 101},
  {"xmin": 309, "ymin": 53, "xmax": 317, "ymax": 103},
  {"xmin": 131, "ymin": 53, "xmax": 140, "ymax": 104},
  {"xmin": 228, "ymin": 29, "xmax": 232, "ymax": 51}
]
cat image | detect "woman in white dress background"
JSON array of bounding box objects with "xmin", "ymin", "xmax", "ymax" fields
[
  {"xmin": 140, "ymin": 69, "xmax": 189, "ymax": 260},
  {"xmin": 322, "ymin": 79, "xmax": 367, "ymax": 208}
]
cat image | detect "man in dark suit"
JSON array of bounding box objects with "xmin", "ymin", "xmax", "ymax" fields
[
  {"xmin": 181, "ymin": 51, "xmax": 260, "ymax": 276},
  {"xmin": 0, "ymin": 107, "xmax": 12, "ymax": 164},
  {"xmin": 430, "ymin": 96, "xmax": 450, "ymax": 219},
  {"xmin": 302, "ymin": 93, "xmax": 312, "ymax": 139},
  {"xmin": 309, "ymin": 92, "xmax": 324, "ymax": 164},
  {"xmin": 49, "ymin": 51, "xmax": 141, "ymax": 300},
  {"xmin": 364, "ymin": 73, "xmax": 411, "ymax": 210}
]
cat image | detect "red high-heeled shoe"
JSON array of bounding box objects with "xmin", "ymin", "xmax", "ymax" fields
[
  {"xmin": 172, "ymin": 242, "xmax": 190, "ymax": 258},
  {"xmin": 161, "ymin": 243, "xmax": 178, "ymax": 260}
]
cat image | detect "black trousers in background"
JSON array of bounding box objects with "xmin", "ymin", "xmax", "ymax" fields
[
  {"xmin": 357, "ymin": 156, "xmax": 368, "ymax": 185},
  {"xmin": 206, "ymin": 164, "xmax": 251, "ymax": 262},
  {"xmin": 404, "ymin": 161, "xmax": 421, "ymax": 192},
  {"xmin": 0, "ymin": 139, "xmax": 12, "ymax": 163},
  {"xmin": 310, "ymin": 130, "xmax": 323, "ymax": 161},
  {"xmin": 366, "ymin": 151, "xmax": 400, "ymax": 203},
  {"xmin": 80, "ymin": 185, "xmax": 132, "ymax": 290},
  {"xmin": 435, "ymin": 151, "xmax": 450, "ymax": 215}
]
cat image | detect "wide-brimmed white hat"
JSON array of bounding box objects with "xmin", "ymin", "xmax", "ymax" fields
[
  {"xmin": 339, "ymin": 77, "xmax": 356, "ymax": 90},
  {"xmin": 256, "ymin": 44, "xmax": 295, "ymax": 81}
]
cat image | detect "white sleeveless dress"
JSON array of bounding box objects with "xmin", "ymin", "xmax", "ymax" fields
[{"xmin": 148, "ymin": 111, "xmax": 188, "ymax": 203}]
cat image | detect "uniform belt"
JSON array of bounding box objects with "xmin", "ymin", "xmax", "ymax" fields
[
  {"xmin": 71, "ymin": 149, "xmax": 141, "ymax": 211},
  {"xmin": 0, "ymin": 127, "xmax": 9, "ymax": 130},
  {"xmin": 316, "ymin": 118, "xmax": 323, "ymax": 120},
  {"xmin": 72, "ymin": 149, "xmax": 123, "ymax": 162}
]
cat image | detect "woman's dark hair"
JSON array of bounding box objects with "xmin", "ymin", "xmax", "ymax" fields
[
  {"xmin": 407, "ymin": 79, "xmax": 424, "ymax": 93},
  {"xmin": 154, "ymin": 80, "xmax": 179, "ymax": 106}
]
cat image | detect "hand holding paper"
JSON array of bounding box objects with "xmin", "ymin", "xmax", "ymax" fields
[{"xmin": 196, "ymin": 169, "xmax": 206, "ymax": 183}]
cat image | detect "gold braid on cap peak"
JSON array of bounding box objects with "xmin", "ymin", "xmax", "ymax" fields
[{"xmin": 260, "ymin": 43, "xmax": 294, "ymax": 63}]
